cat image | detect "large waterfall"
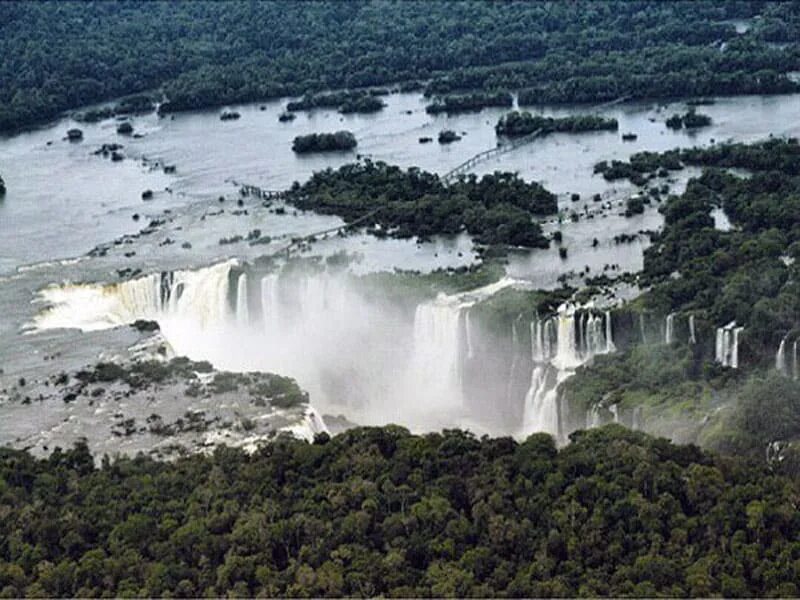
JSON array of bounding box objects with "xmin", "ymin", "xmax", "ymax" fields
[
  {"xmin": 33, "ymin": 261, "xmax": 522, "ymax": 434},
  {"xmin": 521, "ymin": 304, "xmax": 615, "ymax": 438},
  {"xmin": 715, "ymin": 321, "xmax": 743, "ymax": 368},
  {"xmin": 33, "ymin": 260, "xmax": 236, "ymax": 331}
]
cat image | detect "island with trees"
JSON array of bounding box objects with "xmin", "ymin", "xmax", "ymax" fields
[
  {"xmin": 285, "ymin": 160, "xmax": 557, "ymax": 247},
  {"xmin": 495, "ymin": 111, "xmax": 619, "ymax": 138},
  {"xmin": 292, "ymin": 131, "xmax": 357, "ymax": 154},
  {"xmin": 425, "ymin": 92, "xmax": 513, "ymax": 115}
]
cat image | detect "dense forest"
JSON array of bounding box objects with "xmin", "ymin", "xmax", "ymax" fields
[
  {"xmin": 287, "ymin": 160, "xmax": 557, "ymax": 247},
  {"xmin": 1, "ymin": 1, "xmax": 800, "ymax": 132},
  {"xmin": 1, "ymin": 426, "xmax": 799, "ymax": 597}
]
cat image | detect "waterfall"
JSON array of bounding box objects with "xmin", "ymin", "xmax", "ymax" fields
[
  {"xmin": 408, "ymin": 294, "xmax": 465, "ymax": 411},
  {"xmin": 521, "ymin": 304, "xmax": 616, "ymax": 438},
  {"xmin": 465, "ymin": 309, "xmax": 474, "ymax": 359},
  {"xmin": 665, "ymin": 312, "xmax": 675, "ymax": 344},
  {"xmin": 506, "ymin": 319, "xmax": 521, "ymax": 405},
  {"xmin": 33, "ymin": 260, "xmax": 236, "ymax": 331},
  {"xmin": 639, "ymin": 313, "xmax": 647, "ymax": 344},
  {"xmin": 605, "ymin": 311, "xmax": 616, "ymax": 353},
  {"xmin": 689, "ymin": 315, "xmax": 696, "ymax": 344},
  {"xmin": 236, "ymin": 273, "xmax": 249, "ymax": 325},
  {"xmin": 776, "ymin": 335, "xmax": 788, "ymax": 374},
  {"xmin": 715, "ymin": 321, "xmax": 742, "ymax": 368},
  {"xmin": 260, "ymin": 273, "xmax": 281, "ymax": 334},
  {"xmin": 731, "ymin": 327, "xmax": 743, "ymax": 368},
  {"xmin": 794, "ymin": 340, "xmax": 798, "ymax": 380}
]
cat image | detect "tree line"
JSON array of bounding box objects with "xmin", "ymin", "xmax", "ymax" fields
[{"xmin": 1, "ymin": 425, "xmax": 798, "ymax": 597}]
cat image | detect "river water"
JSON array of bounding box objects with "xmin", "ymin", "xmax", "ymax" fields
[
  {"xmin": 1, "ymin": 91, "xmax": 799, "ymax": 276},
  {"xmin": 1, "ymin": 90, "xmax": 799, "ymax": 448}
]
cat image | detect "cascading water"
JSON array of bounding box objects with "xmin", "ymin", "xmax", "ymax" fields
[
  {"xmin": 794, "ymin": 340, "xmax": 798, "ymax": 380},
  {"xmin": 689, "ymin": 315, "xmax": 697, "ymax": 344},
  {"xmin": 715, "ymin": 321, "xmax": 743, "ymax": 368},
  {"xmin": 639, "ymin": 313, "xmax": 647, "ymax": 344},
  {"xmin": 776, "ymin": 335, "xmax": 788, "ymax": 374},
  {"xmin": 521, "ymin": 304, "xmax": 615, "ymax": 438},
  {"xmin": 260, "ymin": 273, "xmax": 280, "ymax": 334},
  {"xmin": 236, "ymin": 273, "xmax": 249, "ymax": 325},
  {"xmin": 33, "ymin": 260, "xmax": 236, "ymax": 331},
  {"xmin": 665, "ymin": 313, "xmax": 675, "ymax": 345},
  {"xmin": 465, "ymin": 309, "xmax": 474, "ymax": 359}
]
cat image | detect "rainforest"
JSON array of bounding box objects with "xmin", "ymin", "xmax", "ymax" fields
[{"xmin": 2, "ymin": 1, "xmax": 800, "ymax": 597}]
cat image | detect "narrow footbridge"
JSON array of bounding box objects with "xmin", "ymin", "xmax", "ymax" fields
[
  {"xmin": 441, "ymin": 129, "xmax": 543, "ymax": 184},
  {"xmin": 440, "ymin": 95, "xmax": 631, "ymax": 185}
]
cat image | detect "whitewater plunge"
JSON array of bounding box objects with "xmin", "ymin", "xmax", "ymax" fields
[
  {"xmin": 32, "ymin": 260, "xmax": 538, "ymax": 434},
  {"xmin": 521, "ymin": 305, "xmax": 615, "ymax": 438}
]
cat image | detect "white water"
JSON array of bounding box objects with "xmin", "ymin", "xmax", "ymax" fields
[
  {"xmin": 521, "ymin": 304, "xmax": 615, "ymax": 438},
  {"xmin": 715, "ymin": 321, "xmax": 743, "ymax": 368},
  {"xmin": 665, "ymin": 313, "xmax": 676, "ymax": 345},
  {"xmin": 236, "ymin": 273, "xmax": 249, "ymax": 325},
  {"xmin": 689, "ymin": 315, "xmax": 697, "ymax": 344},
  {"xmin": 32, "ymin": 261, "xmax": 521, "ymax": 434}
]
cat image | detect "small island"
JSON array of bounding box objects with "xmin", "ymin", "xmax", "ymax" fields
[
  {"xmin": 292, "ymin": 131, "xmax": 357, "ymax": 153},
  {"xmin": 66, "ymin": 128, "xmax": 83, "ymax": 141},
  {"xmin": 116, "ymin": 121, "xmax": 133, "ymax": 135},
  {"xmin": 278, "ymin": 111, "xmax": 296, "ymax": 122},
  {"xmin": 426, "ymin": 92, "xmax": 513, "ymax": 115},
  {"xmin": 496, "ymin": 111, "xmax": 619, "ymax": 137},
  {"xmin": 666, "ymin": 108, "xmax": 712, "ymax": 130},
  {"xmin": 220, "ymin": 110, "xmax": 240, "ymax": 121},
  {"xmin": 0, "ymin": 174, "xmax": 5, "ymax": 196},
  {"xmin": 438, "ymin": 130, "xmax": 461, "ymax": 144},
  {"xmin": 287, "ymin": 90, "xmax": 386, "ymax": 114}
]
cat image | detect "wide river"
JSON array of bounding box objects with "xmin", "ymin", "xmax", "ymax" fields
[{"xmin": 1, "ymin": 91, "xmax": 799, "ymax": 277}]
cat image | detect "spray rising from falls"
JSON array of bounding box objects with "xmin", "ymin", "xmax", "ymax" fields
[
  {"xmin": 521, "ymin": 304, "xmax": 615, "ymax": 438},
  {"xmin": 33, "ymin": 261, "xmax": 525, "ymax": 434}
]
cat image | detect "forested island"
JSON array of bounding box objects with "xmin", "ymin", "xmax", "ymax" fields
[
  {"xmin": 425, "ymin": 92, "xmax": 513, "ymax": 115},
  {"xmin": 0, "ymin": 175, "xmax": 5, "ymax": 196},
  {"xmin": 1, "ymin": 2, "xmax": 799, "ymax": 132},
  {"xmin": 286, "ymin": 91, "xmax": 386, "ymax": 114},
  {"xmin": 291, "ymin": 132, "xmax": 357, "ymax": 154},
  {"xmin": 286, "ymin": 160, "xmax": 557, "ymax": 247},
  {"xmin": 495, "ymin": 111, "xmax": 619, "ymax": 138}
]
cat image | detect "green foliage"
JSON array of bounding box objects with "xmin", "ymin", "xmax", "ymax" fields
[
  {"xmin": 291, "ymin": 131, "xmax": 357, "ymax": 154},
  {"xmin": 287, "ymin": 160, "xmax": 556, "ymax": 247},
  {"xmin": 425, "ymin": 92, "xmax": 512, "ymax": 115},
  {"xmin": 0, "ymin": 426, "xmax": 797, "ymax": 597},
  {"xmin": 496, "ymin": 111, "xmax": 618, "ymax": 137},
  {"xmin": 1, "ymin": 2, "xmax": 798, "ymax": 131}
]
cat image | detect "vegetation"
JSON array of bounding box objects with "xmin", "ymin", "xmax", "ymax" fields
[
  {"xmin": 496, "ymin": 111, "xmax": 618, "ymax": 138},
  {"xmin": 287, "ymin": 91, "xmax": 385, "ymax": 114},
  {"xmin": 666, "ymin": 108, "xmax": 712, "ymax": 130},
  {"xmin": 287, "ymin": 160, "xmax": 557, "ymax": 247},
  {"xmin": 425, "ymin": 92, "xmax": 512, "ymax": 115},
  {"xmin": 437, "ymin": 130, "xmax": 461, "ymax": 144},
  {"xmin": 1, "ymin": 2, "xmax": 799, "ymax": 132},
  {"xmin": 291, "ymin": 132, "xmax": 357, "ymax": 154},
  {"xmin": 1, "ymin": 426, "xmax": 798, "ymax": 597}
]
